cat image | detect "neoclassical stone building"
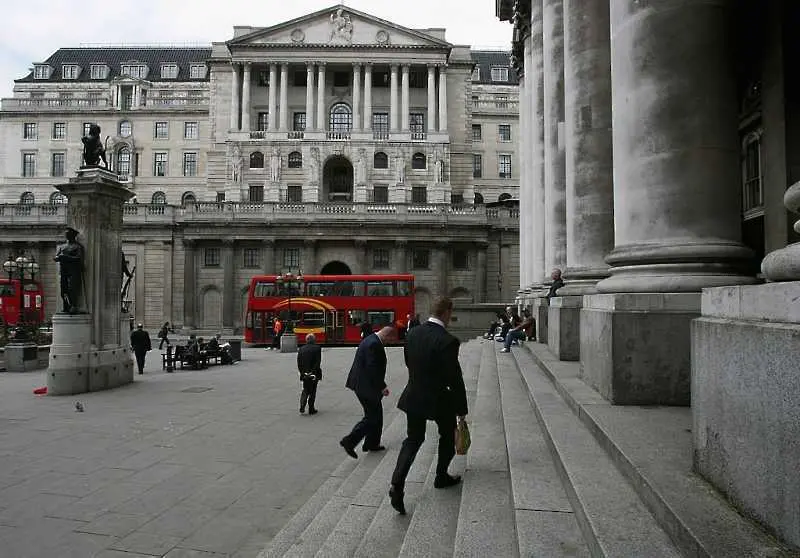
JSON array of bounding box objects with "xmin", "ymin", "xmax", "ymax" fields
[
  {"xmin": 0, "ymin": 5, "xmax": 521, "ymax": 332},
  {"xmin": 499, "ymin": 0, "xmax": 799, "ymax": 548}
]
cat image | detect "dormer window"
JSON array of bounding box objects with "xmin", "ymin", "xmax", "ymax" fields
[
  {"xmin": 121, "ymin": 64, "xmax": 148, "ymax": 79},
  {"xmin": 490, "ymin": 66, "xmax": 509, "ymax": 82},
  {"xmin": 90, "ymin": 64, "xmax": 108, "ymax": 80},
  {"xmin": 62, "ymin": 65, "xmax": 80, "ymax": 80},
  {"xmin": 189, "ymin": 64, "xmax": 207, "ymax": 79},
  {"xmin": 472, "ymin": 67, "xmax": 480, "ymax": 80},
  {"xmin": 161, "ymin": 64, "xmax": 179, "ymax": 79},
  {"xmin": 33, "ymin": 65, "xmax": 52, "ymax": 79}
]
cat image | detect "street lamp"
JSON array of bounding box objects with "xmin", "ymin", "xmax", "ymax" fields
[
  {"xmin": 275, "ymin": 270, "xmax": 303, "ymax": 334},
  {"xmin": 3, "ymin": 253, "xmax": 40, "ymax": 342}
]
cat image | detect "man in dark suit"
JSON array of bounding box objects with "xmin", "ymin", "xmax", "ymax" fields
[
  {"xmin": 130, "ymin": 323, "xmax": 152, "ymax": 375},
  {"xmin": 389, "ymin": 297, "xmax": 468, "ymax": 515},
  {"xmin": 297, "ymin": 333, "xmax": 322, "ymax": 415},
  {"xmin": 340, "ymin": 326, "xmax": 396, "ymax": 458}
]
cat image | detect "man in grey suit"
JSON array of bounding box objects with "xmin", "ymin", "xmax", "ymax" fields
[{"xmin": 389, "ymin": 297, "xmax": 468, "ymax": 515}]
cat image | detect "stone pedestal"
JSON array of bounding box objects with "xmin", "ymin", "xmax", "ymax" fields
[
  {"xmin": 280, "ymin": 333, "xmax": 298, "ymax": 353},
  {"xmin": 47, "ymin": 168, "xmax": 134, "ymax": 396},
  {"xmin": 547, "ymin": 295, "xmax": 581, "ymax": 361},
  {"xmin": 692, "ymin": 283, "xmax": 800, "ymax": 548},
  {"xmin": 533, "ymin": 297, "xmax": 549, "ymax": 343},
  {"xmin": 580, "ymin": 293, "xmax": 700, "ymax": 405},
  {"xmin": 4, "ymin": 342, "xmax": 40, "ymax": 372}
]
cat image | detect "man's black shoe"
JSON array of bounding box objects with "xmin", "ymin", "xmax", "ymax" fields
[
  {"xmin": 339, "ymin": 439, "xmax": 358, "ymax": 459},
  {"xmin": 299, "ymin": 407, "xmax": 305, "ymax": 414},
  {"xmin": 389, "ymin": 485, "xmax": 406, "ymax": 515},
  {"xmin": 362, "ymin": 445, "xmax": 386, "ymax": 452},
  {"xmin": 433, "ymin": 474, "xmax": 461, "ymax": 489},
  {"xmin": 309, "ymin": 408, "xmax": 318, "ymax": 415}
]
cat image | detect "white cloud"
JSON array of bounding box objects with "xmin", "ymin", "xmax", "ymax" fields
[{"xmin": 0, "ymin": 0, "xmax": 512, "ymax": 98}]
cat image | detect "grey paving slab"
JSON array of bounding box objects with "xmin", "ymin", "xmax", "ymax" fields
[{"xmin": 110, "ymin": 529, "xmax": 183, "ymax": 555}]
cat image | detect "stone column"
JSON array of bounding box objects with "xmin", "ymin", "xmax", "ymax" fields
[
  {"xmin": 352, "ymin": 64, "xmax": 362, "ymax": 130},
  {"xmin": 303, "ymin": 240, "xmax": 317, "ymax": 274},
  {"xmin": 241, "ymin": 63, "xmax": 251, "ymax": 132},
  {"xmin": 317, "ymin": 64, "xmax": 327, "ymax": 132},
  {"xmin": 395, "ymin": 240, "xmax": 408, "ymax": 273},
  {"xmin": 531, "ymin": 0, "xmax": 547, "ymax": 288},
  {"xmin": 268, "ymin": 63, "xmax": 278, "ymax": 131},
  {"xmin": 222, "ymin": 239, "xmax": 234, "ymax": 329},
  {"xmin": 543, "ymin": 0, "xmax": 567, "ymax": 281},
  {"xmin": 401, "ymin": 65, "xmax": 410, "ymax": 131},
  {"xmin": 356, "ymin": 240, "xmax": 369, "ymax": 274},
  {"xmin": 519, "ymin": 63, "xmax": 530, "ymax": 291},
  {"xmin": 183, "ymin": 239, "xmax": 195, "ymax": 328},
  {"xmin": 163, "ymin": 241, "xmax": 173, "ymax": 325},
  {"xmin": 364, "ymin": 64, "xmax": 373, "ymax": 131},
  {"xmin": 427, "ymin": 65, "xmax": 437, "ymax": 133},
  {"xmin": 389, "ymin": 65, "xmax": 399, "ymax": 132},
  {"xmin": 438, "ymin": 67, "xmax": 448, "ymax": 132},
  {"xmin": 476, "ymin": 245, "xmax": 487, "ymax": 303},
  {"xmin": 279, "ymin": 63, "xmax": 289, "ymax": 132},
  {"xmin": 229, "ymin": 63, "xmax": 240, "ymax": 131},
  {"xmin": 305, "ymin": 63, "xmax": 315, "ymax": 131},
  {"xmin": 437, "ymin": 243, "xmax": 449, "ymax": 296},
  {"xmin": 262, "ymin": 239, "xmax": 274, "ymax": 276}
]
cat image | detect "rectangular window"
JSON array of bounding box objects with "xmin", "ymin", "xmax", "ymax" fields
[
  {"xmin": 190, "ymin": 64, "xmax": 206, "ymax": 79},
  {"xmin": 183, "ymin": 153, "xmax": 197, "ymax": 177},
  {"xmin": 121, "ymin": 64, "xmax": 146, "ymax": 79},
  {"xmin": 62, "ymin": 65, "xmax": 79, "ymax": 79},
  {"xmin": 34, "ymin": 65, "xmax": 49, "ymax": 79},
  {"xmin": 743, "ymin": 138, "xmax": 763, "ymax": 212},
  {"xmin": 499, "ymin": 124, "xmax": 512, "ymax": 142},
  {"xmin": 243, "ymin": 248, "xmax": 260, "ymax": 269},
  {"xmin": 283, "ymin": 248, "xmax": 300, "ymax": 269},
  {"xmin": 287, "ymin": 185, "xmax": 303, "ymax": 203},
  {"xmin": 453, "ymin": 249, "xmax": 469, "ymax": 270},
  {"xmin": 411, "ymin": 186, "xmax": 427, "ymax": 204},
  {"xmin": 499, "ymin": 154, "xmax": 512, "ymax": 178},
  {"xmin": 371, "ymin": 185, "xmax": 389, "ymax": 203},
  {"xmin": 293, "ymin": 112, "xmax": 306, "ymax": 132},
  {"xmin": 90, "ymin": 64, "xmax": 105, "ymax": 79},
  {"xmin": 22, "ymin": 153, "xmax": 35, "ymax": 177},
  {"xmin": 473, "ymin": 154, "xmax": 482, "ymax": 178},
  {"xmin": 154, "ymin": 121, "xmax": 168, "ymax": 139},
  {"xmin": 257, "ymin": 112, "xmax": 269, "ymax": 131},
  {"xmin": 83, "ymin": 122, "xmax": 92, "ymax": 137},
  {"xmin": 249, "ymin": 184, "xmax": 264, "ymax": 202},
  {"xmin": 451, "ymin": 193, "xmax": 464, "ymax": 205},
  {"xmin": 373, "ymin": 112, "xmax": 389, "ymax": 135},
  {"xmin": 203, "ymin": 248, "xmax": 220, "ymax": 267},
  {"xmin": 293, "ymin": 71, "xmax": 307, "ymax": 87},
  {"xmin": 409, "ymin": 112, "xmax": 425, "ymax": 135},
  {"xmin": 257, "ymin": 70, "xmax": 269, "ymax": 86},
  {"xmin": 161, "ymin": 64, "xmax": 179, "ymax": 79},
  {"xmin": 490, "ymin": 66, "xmax": 509, "ymax": 82},
  {"xmin": 412, "ymin": 249, "xmax": 430, "ymax": 270},
  {"xmin": 216, "ymin": 192, "xmax": 226, "ymax": 202},
  {"xmin": 472, "ymin": 124, "xmax": 482, "ymax": 141},
  {"xmin": 154, "ymin": 152, "xmax": 168, "ymax": 176},
  {"xmin": 372, "ymin": 249, "xmax": 390, "ymax": 270},
  {"xmin": 184, "ymin": 121, "xmax": 199, "ymax": 139},
  {"xmin": 23, "ymin": 123, "xmax": 37, "ymax": 140},
  {"xmin": 51, "ymin": 152, "xmax": 65, "ymax": 177},
  {"xmin": 52, "ymin": 122, "xmax": 66, "ymax": 140}
]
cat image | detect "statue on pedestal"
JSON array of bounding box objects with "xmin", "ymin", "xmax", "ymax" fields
[
  {"xmin": 434, "ymin": 154, "xmax": 444, "ymax": 184},
  {"xmin": 395, "ymin": 155, "xmax": 405, "ymax": 184},
  {"xmin": 329, "ymin": 8, "xmax": 353, "ymax": 43},
  {"xmin": 308, "ymin": 147, "xmax": 320, "ymax": 182},
  {"xmin": 54, "ymin": 227, "xmax": 85, "ymax": 313},
  {"xmin": 121, "ymin": 251, "xmax": 135, "ymax": 312},
  {"xmin": 356, "ymin": 150, "xmax": 366, "ymax": 184},
  {"xmin": 81, "ymin": 124, "xmax": 109, "ymax": 168},
  {"xmin": 270, "ymin": 147, "xmax": 282, "ymax": 183},
  {"xmin": 230, "ymin": 144, "xmax": 242, "ymax": 184}
]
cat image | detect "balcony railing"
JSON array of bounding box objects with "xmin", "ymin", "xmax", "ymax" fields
[
  {"xmin": 326, "ymin": 131, "xmax": 351, "ymax": 141},
  {"xmin": 373, "ymin": 131, "xmax": 389, "ymax": 141},
  {"xmin": 411, "ymin": 132, "xmax": 427, "ymax": 141},
  {"xmin": 1, "ymin": 98, "xmax": 109, "ymax": 111},
  {"xmin": 287, "ymin": 131, "xmax": 305, "ymax": 140},
  {"xmin": 146, "ymin": 96, "xmax": 209, "ymax": 107},
  {"xmin": 472, "ymin": 99, "xmax": 519, "ymax": 114}
]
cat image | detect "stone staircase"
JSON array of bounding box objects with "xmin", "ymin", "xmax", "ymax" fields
[{"xmin": 257, "ymin": 337, "xmax": 796, "ymax": 558}]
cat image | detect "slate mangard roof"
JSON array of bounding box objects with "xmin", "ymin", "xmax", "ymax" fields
[
  {"xmin": 15, "ymin": 47, "xmax": 213, "ymax": 83},
  {"xmin": 470, "ymin": 50, "xmax": 518, "ymax": 85}
]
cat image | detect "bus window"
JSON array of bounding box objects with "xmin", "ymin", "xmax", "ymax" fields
[
  {"xmin": 307, "ymin": 282, "xmax": 334, "ymax": 296},
  {"xmin": 366, "ymin": 281, "xmax": 393, "ymax": 296},
  {"xmin": 0, "ymin": 284, "xmax": 15, "ymax": 296},
  {"xmin": 367, "ymin": 311, "xmax": 395, "ymax": 327},
  {"xmin": 348, "ymin": 309, "xmax": 367, "ymax": 325},
  {"xmin": 301, "ymin": 311, "xmax": 325, "ymax": 326},
  {"xmin": 255, "ymin": 281, "xmax": 277, "ymax": 297},
  {"xmin": 278, "ymin": 283, "xmax": 303, "ymax": 297},
  {"xmin": 252, "ymin": 311, "xmax": 261, "ymax": 329},
  {"xmin": 397, "ymin": 280, "xmax": 412, "ymax": 296},
  {"xmin": 350, "ymin": 281, "xmax": 366, "ymax": 296}
]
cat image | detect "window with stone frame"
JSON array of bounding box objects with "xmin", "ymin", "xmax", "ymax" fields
[
  {"xmin": 472, "ymin": 124, "xmax": 482, "ymax": 141},
  {"xmin": 371, "ymin": 185, "xmax": 389, "ymax": 203},
  {"xmin": 498, "ymin": 124, "xmax": 512, "ymax": 142},
  {"xmin": 83, "ymin": 122, "xmax": 93, "ymax": 137},
  {"xmin": 23, "ymin": 123, "xmax": 37, "ymax": 140},
  {"xmin": 329, "ymin": 103, "xmax": 352, "ymax": 132},
  {"xmin": 742, "ymin": 133, "xmax": 763, "ymax": 213},
  {"xmin": 62, "ymin": 64, "xmax": 79, "ymax": 80},
  {"xmin": 154, "ymin": 121, "xmax": 169, "ymax": 139},
  {"xmin": 216, "ymin": 192, "xmax": 226, "ymax": 202},
  {"xmin": 409, "ymin": 113, "xmax": 425, "ymax": 136},
  {"xmin": 51, "ymin": 152, "xmax": 66, "ymax": 177},
  {"xmin": 161, "ymin": 64, "xmax": 179, "ymax": 79},
  {"xmin": 288, "ymin": 151, "xmax": 302, "ymax": 168},
  {"xmin": 490, "ymin": 66, "xmax": 509, "ymax": 82},
  {"xmin": 183, "ymin": 153, "xmax": 198, "ymax": 177},
  {"xmin": 451, "ymin": 193, "xmax": 464, "ymax": 205},
  {"xmin": 453, "ymin": 249, "xmax": 469, "ymax": 270},
  {"xmin": 293, "ymin": 112, "xmax": 306, "ymax": 131},
  {"xmin": 286, "ymin": 185, "xmax": 303, "ymax": 203},
  {"xmin": 249, "ymin": 184, "xmax": 264, "ymax": 202},
  {"xmin": 117, "ymin": 147, "xmax": 131, "ymax": 177},
  {"xmin": 372, "ymin": 113, "xmax": 389, "ymax": 136},
  {"xmin": 373, "ymin": 248, "xmax": 390, "ymax": 269},
  {"xmin": 243, "ymin": 247, "xmax": 260, "ymax": 269},
  {"xmin": 374, "ymin": 151, "xmax": 389, "ymax": 169},
  {"xmin": 411, "ymin": 152, "xmax": 426, "ymax": 170},
  {"xmin": 189, "ymin": 64, "xmax": 206, "ymax": 79},
  {"xmin": 20, "ymin": 192, "xmax": 35, "ymax": 204},
  {"xmin": 412, "ymin": 248, "xmax": 430, "ymax": 270},
  {"xmin": 411, "ymin": 186, "xmax": 427, "ymax": 204},
  {"xmin": 151, "ymin": 191, "xmax": 167, "ymax": 204},
  {"xmin": 283, "ymin": 248, "xmax": 300, "ymax": 269},
  {"xmin": 250, "ymin": 151, "xmax": 264, "ymax": 169},
  {"xmin": 22, "ymin": 153, "xmax": 36, "ymax": 177},
  {"xmin": 90, "ymin": 64, "xmax": 106, "ymax": 79},
  {"xmin": 153, "ymin": 152, "xmax": 168, "ymax": 176},
  {"xmin": 204, "ymin": 247, "xmax": 221, "ymax": 267},
  {"xmin": 181, "ymin": 191, "xmax": 196, "ymax": 205},
  {"xmin": 52, "ymin": 122, "xmax": 66, "ymax": 140},
  {"xmin": 498, "ymin": 154, "xmax": 512, "ymax": 178},
  {"xmin": 257, "ymin": 112, "xmax": 269, "ymax": 131},
  {"xmin": 473, "ymin": 154, "xmax": 482, "ymax": 178},
  {"xmin": 472, "ymin": 67, "xmax": 481, "ymax": 81},
  {"xmin": 257, "ymin": 70, "xmax": 269, "ymax": 86},
  {"xmin": 184, "ymin": 121, "xmax": 199, "ymax": 140}
]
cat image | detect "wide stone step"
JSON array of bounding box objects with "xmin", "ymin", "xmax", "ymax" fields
[
  {"xmin": 523, "ymin": 341, "xmax": 795, "ymax": 558},
  {"xmin": 494, "ymin": 341, "xmax": 589, "ymax": 557},
  {"xmin": 511, "ymin": 344, "xmax": 681, "ymax": 557}
]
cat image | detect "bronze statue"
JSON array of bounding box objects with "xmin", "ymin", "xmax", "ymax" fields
[
  {"xmin": 81, "ymin": 124, "xmax": 108, "ymax": 168},
  {"xmin": 54, "ymin": 228, "xmax": 85, "ymax": 313},
  {"xmin": 121, "ymin": 251, "xmax": 135, "ymax": 311}
]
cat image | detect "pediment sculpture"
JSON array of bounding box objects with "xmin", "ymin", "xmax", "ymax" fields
[{"xmin": 329, "ymin": 8, "xmax": 353, "ymax": 44}]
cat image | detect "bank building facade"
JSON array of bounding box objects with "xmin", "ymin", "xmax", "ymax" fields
[{"xmin": 0, "ymin": 5, "xmax": 520, "ymax": 333}]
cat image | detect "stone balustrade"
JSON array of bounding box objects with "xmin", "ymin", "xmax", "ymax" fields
[{"xmin": 1, "ymin": 97, "xmax": 110, "ymax": 111}]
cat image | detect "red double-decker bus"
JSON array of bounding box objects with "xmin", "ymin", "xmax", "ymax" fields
[
  {"xmin": 0, "ymin": 279, "xmax": 45, "ymax": 327},
  {"xmin": 244, "ymin": 274, "xmax": 414, "ymax": 345}
]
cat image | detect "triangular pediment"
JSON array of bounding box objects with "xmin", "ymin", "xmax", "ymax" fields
[{"xmin": 228, "ymin": 4, "xmax": 451, "ymax": 49}]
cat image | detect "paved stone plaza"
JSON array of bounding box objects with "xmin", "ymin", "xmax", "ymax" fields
[{"xmin": 0, "ymin": 346, "xmax": 406, "ymax": 558}]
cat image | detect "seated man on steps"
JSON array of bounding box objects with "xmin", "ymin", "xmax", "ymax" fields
[{"xmin": 501, "ymin": 309, "xmax": 534, "ymax": 352}]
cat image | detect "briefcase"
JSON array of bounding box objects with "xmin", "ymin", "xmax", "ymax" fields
[{"xmin": 455, "ymin": 418, "xmax": 471, "ymax": 455}]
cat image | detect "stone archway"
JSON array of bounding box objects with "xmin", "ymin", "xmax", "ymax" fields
[
  {"xmin": 322, "ymin": 156, "xmax": 354, "ymax": 202},
  {"xmin": 320, "ymin": 261, "xmax": 352, "ymax": 275}
]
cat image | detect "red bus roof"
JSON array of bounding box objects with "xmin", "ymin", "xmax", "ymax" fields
[{"xmin": 249, "ymin": 274, "xmax": 414, "ymax": 283}]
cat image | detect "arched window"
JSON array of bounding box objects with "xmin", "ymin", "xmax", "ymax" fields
[
  {"xmin": 498, "ymin": 192, "xmax": 512, "ymax": 202},
  {"xmin": 181, "ymin": 191, "xmax": 196, "ymax": 205},
  {"xmin": 474, "ymin": 192, "xmax": 484, "ymax": 205},
  {"xmin": 288, "ymin": 151, "xmax": 302, "ymax": 168},
  {"xmin": 50, "ymin": 191, "xmax": 68, "ymax": 204},
  {"xmin": 329, "ymin": 103, "xmax": 352, "ymax": 133},
  {"xmin": 411, "ymin": 152, "xmax": 426, "ymax": 170},
  {"xmin": 20, "ymin": 192, "xmax": 35, "ymax": 204},
  {"xmin": 117, "ymin": 146, "xmax": 131, "ymax": 176},
  {"xmin": 374, "ymin": 152, "xmax": 388, "ymax": 169},
  {"xmin": 250, "ymin": 151, "xmax": 264, "ymax": 169},
  {"xmin": 151, "ymin": 191, "xmax": 167, "ymax": 204}
]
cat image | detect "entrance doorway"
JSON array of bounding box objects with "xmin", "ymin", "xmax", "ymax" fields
[
  {"xmin": 320, "ymin": 261, "xmax": 352, "ymax": 275},
  {"xmin": 322, "ymin": 156, "xmax": 354, "ymax": 202}
]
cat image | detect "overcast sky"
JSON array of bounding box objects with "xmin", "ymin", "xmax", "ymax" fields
[{"xmin": 0, "ymin": 0, "xmax": 512, "ymax": 99}]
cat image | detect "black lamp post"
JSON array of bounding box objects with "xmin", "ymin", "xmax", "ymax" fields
[
  {"xmin": 275, "ymin": 270, "xmax": 303, "ymax": 334},
  {"xmin": 2, "ymin": 253, "xmax": 39, "ymax": 342}
]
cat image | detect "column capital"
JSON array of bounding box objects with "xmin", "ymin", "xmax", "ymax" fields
[
  {"xmin": 262, "ymin": 238, "xmax": 275, "ymax": 246},
  {"xmin": 364, "ymin": 62, "xmax": 373, "ymax": 68},
  {"xmin": 306, "ymin": 62, "xmax": 315, "ymax": 69},
  {"xmin": 242, "ymin": 61, "xmax": 252, "ymax": 69},
  {"xmin": 390, "ymin": 64, "xmax": 399, "ymax": 71},
  {"xmin": 222, "ymin": 238, "xmax": 235, "ymax": 246},
  {"xmin": 352, "ymin": 62, "xmax": 362, "ymax": 70},
  {"xmin": 401, "ymin": 64, "xmax": 410, "ymax": 72},
  {"xmin": 317, "ymin": 62, "xmax": 327, "ymax": 68}
]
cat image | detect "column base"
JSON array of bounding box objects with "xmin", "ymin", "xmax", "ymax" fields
[
  {"xmin": 533, "ymin": 297, "xmax": 549, "ymax": 343},
  {"xmin": 548, "ymin": 295, "xmax": 582, "ymax": 361},
  {"xmin": 4, "ymin": 342, "xmax": 41, "ymax": 372},
  {"xmin": 580, "ymin": 293, "xmax": 700, "ymax": 405}
]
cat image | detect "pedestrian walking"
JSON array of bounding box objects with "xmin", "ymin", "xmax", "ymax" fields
[
  {"xmin": 158, "ymin": 321, "xmax": 172, "ymax": 349},
  {"xmin": 389, "ymin": 297, "xmax": 469, "ymax": 515},
  {"xmin": 297, "ymin": 333, "xmax": 322, "ymax": 414},
  {"xmin": 130, "ymin": 323, "xmax": 152, "ymax": 375},
  {"xmin": 270, "ymin": 317, "xmax": 283, "ymax": 350},
  {"xmin": 340, "ymin": 326, "xmax": 396, "ymax": 458}
]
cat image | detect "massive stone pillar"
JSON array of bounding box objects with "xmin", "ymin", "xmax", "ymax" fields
[
  {"xmin": 390, "ymin": 65, "xmax": 399, "ymax": 132},
  {"xmin": 222, "ymin": 240, "xmax": 234, "ymax": 329},
  {"xmin": 363, "ymin": 64, "xmax": 373, "ymax": 131},
  {"xmin": 438, "ymin": 67, "xmax": 448, "ymax": 133},
  {"xmin": 162, "ymin": 241, "xmax": 173, "ymax": 325},
  {"xmin": 437, "ymin": 243, "xmax": 449, "ymax": 296},
  {"xmin": 262, "ymin": 239, "xmax": 274, "ymax": 276},
  {"xmin": 183, "ymin": 239, "xmax": 196, "ymax": 328},
  {"xmin": 305, "ymin": 64, "xmax": 315, "ymax": 131},
  {"xmin": 476, "ymin": 245, "xmax": 487, "ymax": 303},
  {"xmin": 241, "ymin": 63, "xmax": 251, "ymax": 132},
  {"xmin": 352, "ymin": 64, "xmax": 362, "ymax": 130},
  {"xmin": 229, "ymin": 63, "xmax": 240, "ymax": 131},
  {"xmin": 303, "ymin": 240, "xmax": 317, "ymax": 274},
  {"xmin": 268, "ymin": 64, "xmax": 278, "ymax": 131},
  {"xmin": 279, "ymin": 63, "xmax": 289, "ymax": 132},
  {"xmin": 530, "ymin": 0, "xmax": 547, "ymax": 287},
  {"xmin": 395, "ymin": 240, "xmax": 408, "ymax": 274},
  {"xmin": 427, "ymin": 65, "xmax": 436, "ymax": 133},
  {"xmin": 543, "ymin": 0, "xmax": 567, "ymax": 281},
  {"xmin": 401, "ymin": 65, "xmax": 410, "ymax": 131},
  {"xmin": 316, "ymin": 64, "xmax": 327, "ymax": 132}
]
